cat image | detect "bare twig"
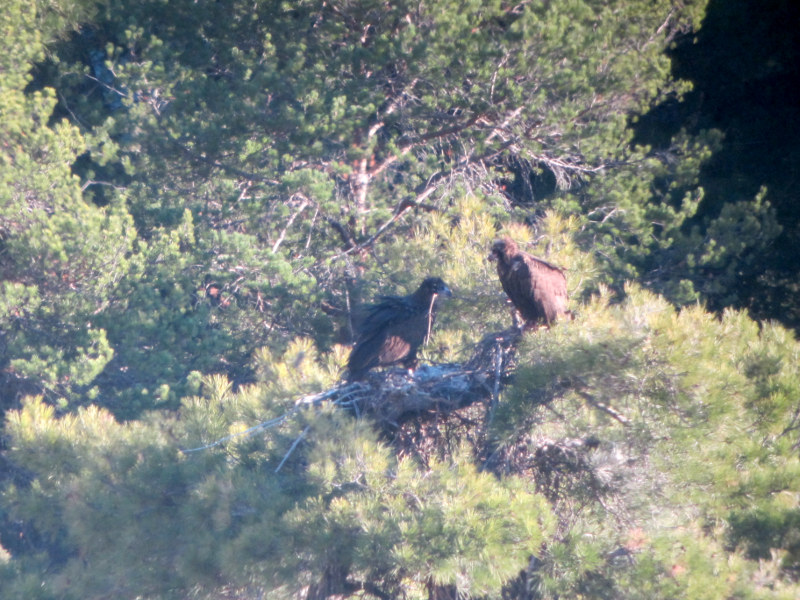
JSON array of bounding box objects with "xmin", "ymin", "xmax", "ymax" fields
[
  {"xmin": 574, "ymin": 389, "xmax": 630, "ymax": 425},
  {"xmin": 80, "ymin": 180, "xmax": 128, "ymax": 193},
  {"xmin": 272, "ymin": 195, "xmax": 311, "ymax": 253},
  {"xmin": 275, "ymin": 425, "xmax": 311, "ymax": 472},
  {"xmin": 181, "ymin": 411, "xmax": 297, "ymax": 453}
]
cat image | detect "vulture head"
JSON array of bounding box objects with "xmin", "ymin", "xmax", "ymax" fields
[{"xmin": 488, "ymin": 236, "xmax": 518, "ymax": 266}]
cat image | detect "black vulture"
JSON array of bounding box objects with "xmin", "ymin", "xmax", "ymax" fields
[
  {"xmin": 346, "ymin": 277, "xmax": 452, "ymax": 380},
  {"xmin": 488, "ymin": 236, "xmax": 569, "ymax": 328}
]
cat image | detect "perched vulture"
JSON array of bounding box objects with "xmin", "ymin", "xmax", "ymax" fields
[
  {"xmin": 489, "ymin": 236, "xmax": 569, "ymax": 328},
  {"xmin": 346, "ymin": 277, "xmax": 452, "ymax": 381}
]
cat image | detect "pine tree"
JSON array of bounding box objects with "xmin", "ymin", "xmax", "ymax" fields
[
  {"xmin": 0, "ymin": 0, "xmax": 133, "ymax": 408},
  {"xmin": 4, "ymin": 1, "xmax": 800, "ymax": 598}
]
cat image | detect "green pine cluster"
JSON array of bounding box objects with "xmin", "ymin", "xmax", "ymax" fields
[{"xmin": 2, "ymin": 0, "xmax": 799, "ymax": 598}]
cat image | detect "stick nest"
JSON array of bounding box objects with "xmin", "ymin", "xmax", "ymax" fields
[{"xmin": 299, "ymin": 328, "xmax": 523, "ymax": 431}]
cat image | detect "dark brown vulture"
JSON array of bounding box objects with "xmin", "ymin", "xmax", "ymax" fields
[
  {"xmin": 346, "ymin": 277, "xmax": 452, "ymax": 381},
  {"xmin": 489, "ymin": 236, "xmax": 569, "ymax": 328}
]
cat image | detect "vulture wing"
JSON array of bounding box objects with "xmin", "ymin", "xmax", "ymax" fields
[
  {"xmin": 346, "ymin": 277, "xmax": 450, "ymax": 380},
  {"xmin": 347, "ymin": 296, "xmax": 425, "ymax": 380}
]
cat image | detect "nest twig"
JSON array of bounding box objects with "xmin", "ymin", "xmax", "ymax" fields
[{"xmin": 298, "ymin": 328, "xmax": 523, "ymax": 430}]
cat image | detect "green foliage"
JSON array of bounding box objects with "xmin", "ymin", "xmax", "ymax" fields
[
  {"xmin": 4, "ymin": 275, "xmax": 800, "ymax": 597},
  {"xmin": 3, "ymin": 0, "xmax": 800, "ymax": 598},
  {"xmin": 46, "ymin": 0, "xmax": 707, "ymax": 283},
  {"xmin": 0, "ymin": 1, "xmax": 135, "ymax": 406},
  {"xmin": 488, "ymin": 285, "xmax": 800, "ymax": 597},
  {"xmin": 3, "ymin": 372, "xmax": 552, "ymax": 598},
  {"xmin": 2, "ymin": 0, "xmax": 719, "ymax": 413},
  {"xmin": 641, "ymin": 0, "xmax": 800, "ymax": 329}
]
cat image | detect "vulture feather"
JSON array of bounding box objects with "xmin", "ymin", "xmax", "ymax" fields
[
  {"xmin": 489, "ymin": 237, "xmax": 569, "ymax": 327},
  {"xmin": 347, "ymin": 277, "xmax": 452, "ymax": 381}
]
